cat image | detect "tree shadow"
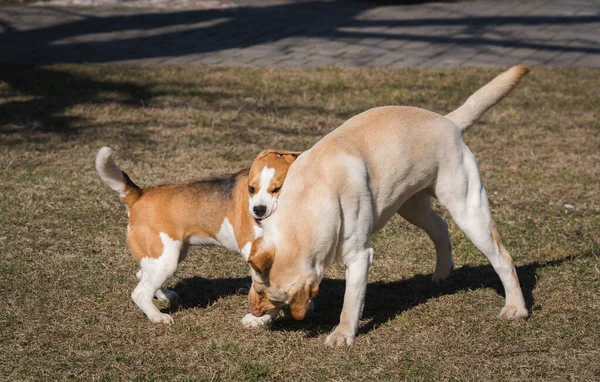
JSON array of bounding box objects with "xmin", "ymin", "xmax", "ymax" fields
[
  {"xmin": 0, "ymin": 1, "xmax": 598, "ymax": 66},
  {"xmin": 2, "ymin": 1, "xmax": 598, "ymax": 142},
  {"xmin": 0, "ymin": 65, "xmax": 155, "ymax": 140},
  {"xmin": 0, "ymin": 63, "xmax": 346, "ymax": 144}
]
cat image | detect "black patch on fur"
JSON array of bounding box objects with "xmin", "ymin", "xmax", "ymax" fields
[{"xmin": 186, "ymin": 168, "xmax": 249, "ymax": 198}]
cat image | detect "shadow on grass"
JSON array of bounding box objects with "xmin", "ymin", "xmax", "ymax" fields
[
  {"xmin": 0, "ymin": 65, "xmax": 338, "ymax": 145},
  {"xmin": 171, "ymin": 275, "xmax": 251, "ymax": 311},
  {"xmin": 171, "ymin": 254, "xmax": 591, "ymax": 336},
  {"xmin": 0, "ymin": 65, "xmax": 155, "ymax": 141}
]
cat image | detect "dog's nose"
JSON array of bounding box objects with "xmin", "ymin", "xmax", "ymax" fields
[{"xmin": 253, "ymin": 205, "xmax": 267, "ymax": 217}]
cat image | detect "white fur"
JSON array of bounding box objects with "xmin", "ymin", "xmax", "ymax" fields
[
  {"xmin": 215, "ymin": 218, "xmax": 239, "ymax": 252},
  {"xmin": 241, "ymin": 313, "xmax": 273, "ymax": 328},
  {"xmin": 249, "ymin": 166, "xmax": 278, "ymax": 219},
  {"xmin": 189, "ymin": 218, "xmax": 240, "ymax": 252},
  {"xmin": 95, "ymin": 147, "xmax": 128, "ymax": 197},
  {"xmin": 253, "ymin": 224, "xmax": 263, "ymax": 239},
  {"xmin": 131, "ymin": 232, "xmax": 182, "ymax": 324},
  {"xmin": 240, "ymin": 241, "xmax": 252, "ymax": 261}
]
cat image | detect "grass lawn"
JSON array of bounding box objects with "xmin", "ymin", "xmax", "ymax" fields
[{"xmin": 0, "ymin": 64, "xmax": 598, "ymax": 381}]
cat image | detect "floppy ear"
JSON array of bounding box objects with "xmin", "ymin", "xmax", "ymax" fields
[
  {"xmin": 258, "ymin": 149, "xmax": 302, "ymax": 163},
  {"xmin": 290, "ymin": 281, "xmax": 319, "ymax": 320},
  {"xmin": 248, "ymin": 283, "xmax": 276, "ymax": 317},
  {"xmin": 247, "ymin": 238, "xmax": 274, "ymax": 274},
  {"xmin": 290, "ymin": 286, "xmax": 310, "ymax": 320},
  {"xmin": 279, "ymin": 151, "xmax": 302, "ymax": 164}
]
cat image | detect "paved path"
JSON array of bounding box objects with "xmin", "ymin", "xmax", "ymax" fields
[{"xmin": 0, "ymin": 0, "xmax": 599, "ymax": 67}]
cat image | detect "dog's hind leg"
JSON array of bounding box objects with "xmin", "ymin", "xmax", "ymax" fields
[
  {"xmin": 436, "ymin": 147, "xmax": 528, "ymax": 319},
  {"xmin": 131, "ymin": 233, "xmax": 182, "ymax": 324},
  {"xmin": 141, "ymin": 242, "xmax": 187, "ymax": 304},
  {"xmin": 137, "ymin": 269, "xmax": 180, "ymax": 304},
  {"xmin": 397, "ymin": 191, "xmax": 453, "ymax": 283}
]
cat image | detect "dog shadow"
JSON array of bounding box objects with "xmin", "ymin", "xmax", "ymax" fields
[
  {"xmin": 168, "ymin": 276, "xmax": 251, "ymax": 311},
  {"xmin": 269, "ymin": 256, "xmax": 579, "ymax": 337},
  {"xmin": 169, "ymin": 256, "xmax": 580, "ymax": 336}
]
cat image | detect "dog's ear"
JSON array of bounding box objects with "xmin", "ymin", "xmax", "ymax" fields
[
  {"xmin": 258, "ymin": 149, "xmax": 302, "ymax": 163},
  {"xmin": 247, "ymin": 238, "xmax": 275, "ymax": 274},
  {"xmin": 248, "ymin": 283, "xmax": 276, "ymax": 317},
  {"xmin": 310, "ymin": 282, "xmax": 319, "ymax": 299},
  {"xmin": 290, "ymin": 281, "xmax": 319, "ymax": 320}
]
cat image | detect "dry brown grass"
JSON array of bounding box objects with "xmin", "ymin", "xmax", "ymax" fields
[{"xmin": 0, "ymin": 64, "xmax": 598, "ymax": 381}]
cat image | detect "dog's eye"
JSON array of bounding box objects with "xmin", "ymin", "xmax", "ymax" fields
[
  {"xmin": 272, "ymin": 187, "xmax": 281, "ymax": 193},
  {"xmin": 248, "ymin": 186, "xmax": 255, "ymax": 194}
]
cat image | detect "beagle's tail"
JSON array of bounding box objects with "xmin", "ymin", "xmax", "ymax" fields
[
  {"xmin": 446, "ymin": 65, "xmax": 529, "ymax": 133},
  {"xmin": 95, "ymin": 147, "xmax": 142, "ymax": 208}
]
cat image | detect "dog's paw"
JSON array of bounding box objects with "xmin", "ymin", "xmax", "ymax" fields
[
  {"xmin": 149, "ymin": 312, "xmax": 174, "ymax": 324},
  {"xmin": 155, "ymin": 288, "xmax": 179, "ymax": 304},
  {"xmin": 325, "ymin": 329, "xmax": 355, "ymax": 347},
  {"xmin": 241, "ymin": 313, "xmax": 272, "ymax": 328},
  {"xmin": 499, "ymin": 305, "xmax": 528, "ymax": 319}
]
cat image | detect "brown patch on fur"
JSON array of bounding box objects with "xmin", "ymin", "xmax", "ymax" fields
[
  {"xmin": 490, "ymin": 226, "xmax": 520, "ymax": 283},
  {"xmin": 248, "ymin": 150, "xmax": 302, "ymax": 194},
  {"xmin": 247, "ymin": 238, "xmax": 274, "ymax": 274},
  {"xmin": 290, "ymin": 281, "xmax": 319, "ymax": 320},
  {"xmin": 290, "ymin": 286, "xmax": 310, "ymax": 320},
  {"xmin": 248, "ymin": 283, "xmax": 281, "ymax": 317}
]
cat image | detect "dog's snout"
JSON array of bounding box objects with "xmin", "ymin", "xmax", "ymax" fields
[{"xmin": 253, "ymin": 205, "xmax": 267, "ymax": 217}]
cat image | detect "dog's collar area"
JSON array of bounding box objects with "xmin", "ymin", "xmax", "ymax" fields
[{"xmin": 253, "ymin": 213, "xmax": 272, "ymax": 224}]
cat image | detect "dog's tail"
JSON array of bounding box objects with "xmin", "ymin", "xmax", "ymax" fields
[
  {"xmin": 95, "ymin": 147, "xmax": 142, "ymax": 208},
  {"xmin": 446, "ymin": 65, "xmax": 529, "ymax": 133}
]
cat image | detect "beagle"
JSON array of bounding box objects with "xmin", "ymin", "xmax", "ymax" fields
[
  {"xmin": 244, "ymin": 66, "xmax": 530, "ymax": 346},
  {"xmin": 95, "ymin": 148, "xmax": 299, "ymax": 324}
]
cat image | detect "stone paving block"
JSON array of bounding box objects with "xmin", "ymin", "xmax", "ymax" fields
[
  {"xmin": 400, "ymin": 40, "xmax": 432, "ymax": 50},
  {"xmin": 0, "ymin": 0, "xmax": 597, "ymax": 68},
  {"xmin": 508, "ymin": 47, "xmax": 540, "ymax": 59},
  {"xmin": 420, "ymin": 55, "xmax": 468, "ymax": 68},
  {"xmin": 377, "ymin": 36, "xmax": 410, "ymax": 50},
  {"xmin": 572, "ymin": 54, "xmax": 600, "ymax": 67},
  {"xmin": 496, "ymin": 1, "xmax": 545, "ymax": 16},
  {"xmin": 526, "ymin": 49, "xmax": 562, "ymax": 64},
  {"xmin": 547, "ymin": 51, "xmax": 587, "ymax": 66},
  {"xmin": 304, "ymin": 55, "xmax": 340, "ymax": 68},
  {"xmin": 388, "ymin": 55, "xmax": 428, "ymax": 68},
  {"xmin": 368, "ymin": 52, "xmax": 402, "ymax": 67},
  {"xmin": 466, "ymin": 53, "xmax": 523, "ymax": 67}
]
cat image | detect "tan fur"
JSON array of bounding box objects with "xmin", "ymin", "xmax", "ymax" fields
[
  {"xmin": 490, "ymin": 226, "xmax": 520, "ymax": 282},
  {"xmin": 446, "ymin": 65, "xmax": 529, "ymax": 132},
  {"xmin": 247, "ymin": 238, "xmax": 274, "ymax": 274},
  {"xmin": 246, "ymin": 66, "xmax": 530, "ymax": 345}
]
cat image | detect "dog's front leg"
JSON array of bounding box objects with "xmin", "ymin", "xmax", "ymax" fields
[{"xmin": 325, "ymin": 249, "xmax": 373, "ymax": 346}]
